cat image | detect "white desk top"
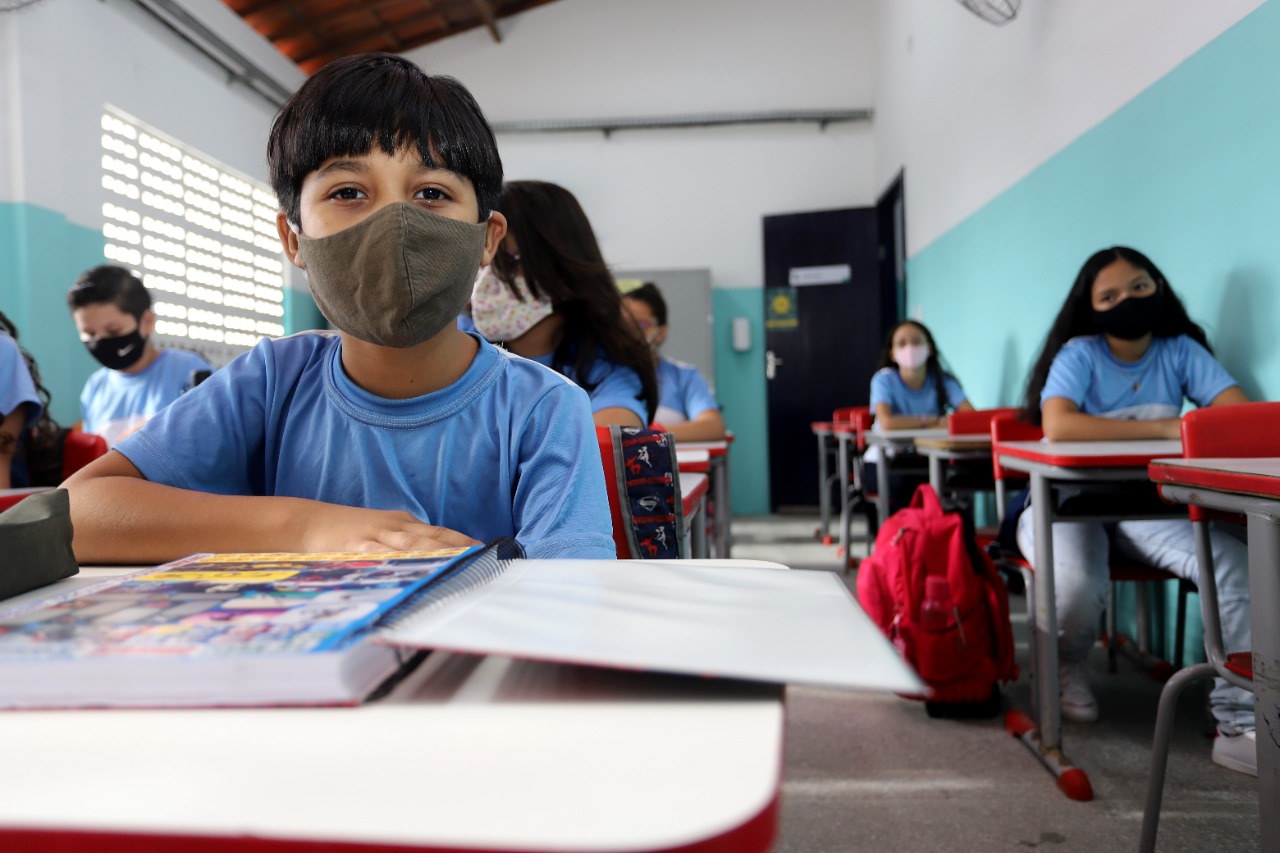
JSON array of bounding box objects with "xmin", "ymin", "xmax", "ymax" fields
[
  {"xmin": 0, "ymin": 653, "xmax": 783, "ymax": 852},
  {"xmin": 1152, "ymin": 457, "xmax": 1280, "ymax": 477},
  {"xmin": 865, "ymin": 427, "xmax": 948, "ymax": 445},
  {"xmin": 996, "ymin": 438, "xmax": 1181, "ymax": 467}
]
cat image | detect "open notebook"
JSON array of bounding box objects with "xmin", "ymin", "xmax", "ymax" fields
[{"xmin": 0, "ymin": 539, "xmax": 920, "ymax": 708}]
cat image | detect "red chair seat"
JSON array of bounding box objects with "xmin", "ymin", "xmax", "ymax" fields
[{"xmin": 1224, "ymin": 651, "xmax": 1253, "ymax": 680}]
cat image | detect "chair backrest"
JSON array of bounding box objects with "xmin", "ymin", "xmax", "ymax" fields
[
  {"xmin": 990, "ymin": 412, "xmax": 1042, "ymax": 484},
  {"xmin": 596, "ymin": 425, "xmax": 685, "ymax": 559},
  {"xmin": 1180, "ymin": 402, "xmax": 1280, "ymax": 523},
  {"xmin": 832, "ymin": 406, "xmax": 865, "ymax": 424},
  {"xmin": 61, "ymin": 430, "xmax": 108, "ymax": 481},
  {"xmin": 948, "ymin": 406, "xmax": 1018, "ymax": 436},
  {"xmin": 1181, "ymin": 401, "xmax": 1280, "ymax": 459},
  {"xmin": 848, "ymin": 406, "xmax": 875, "ymax": 451}
]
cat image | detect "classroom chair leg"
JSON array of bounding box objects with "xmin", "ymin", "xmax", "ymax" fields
[
  {"xmin": 1139, "ymin": 662, "xmax": 1217, "ymax": 853},
  {"xmin": 1003, "ymin": 709, "xmax": 1094, "ymax": 801}
]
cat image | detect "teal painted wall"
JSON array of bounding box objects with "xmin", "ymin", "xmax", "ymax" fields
[
  {"xmin": 905, "ymin": 3, "xmax": 1280, "ymax": 661},
  {"xmin": 0, "ymin": 202, "xmax": 109, "ymax": 425},
  {"xmin": 909, "ymin": 1, "xmax": 1280, "ymax": 412},
  {"xmin": 712, "ymin": 288, "xmax": 769, "ymax": 516},
  {"xmin": 1, "ymin": 201, "xmax": 324, "ymax": 425}
]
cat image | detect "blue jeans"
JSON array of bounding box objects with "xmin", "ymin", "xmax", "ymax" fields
[{"xmin": 1016, "ymin": 512, "xmax": 1254, "ymax": 734}]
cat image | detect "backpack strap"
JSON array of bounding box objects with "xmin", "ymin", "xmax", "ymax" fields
[{"xmin": 608, "ymin": 426, "xmax": 686, "ymax": 559}]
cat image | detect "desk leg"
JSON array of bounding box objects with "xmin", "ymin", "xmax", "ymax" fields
[
  {"xmin": 690, "ymin": 500, "xmax": 708, "ymax": 559},
  {"xmin": 876, "ymin": 450, "xmax": 891, "ymax": 530},
  {"xmin": 836, "ymin": 434, "xmax": 852, "ymax": 569},
  {"xmin": 1030, "ymin": 472, "xmax": 1061, "ymax": 749},
  {"xmin": 816, "ymin": 434, "xmax": 831, "ymax": 539},
  {"xmin": 711, "ymin": 458, "xmax": 732, "ymax": 558},
  {"xmin": 1248, "ymin": 512, "xmax": 1280, "ymax": 850},
  {"xmin": 1002, "ymin": 472, "xmax": 1091, "ymax": 800},
  {"xmin": 928, "ymin": 454, "xmax": 943, "ymax": 496}
]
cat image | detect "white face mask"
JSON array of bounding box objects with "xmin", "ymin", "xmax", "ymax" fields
[
  {"xmin": 470, "ymin": 266, "xmax": 555, "ymax": 343},
  {"xmin": 894, "ymin": 343, "xmax": 931, "ymax": 370}
]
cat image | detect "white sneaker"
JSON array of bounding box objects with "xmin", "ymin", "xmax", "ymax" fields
[
  {"xmin": 1058, "ymin": 662, "xmax": 1099, "ymax": 723},
  {"xmin": 1212, "ymin": 728, "xmax": 1257, "ymax": 776}
]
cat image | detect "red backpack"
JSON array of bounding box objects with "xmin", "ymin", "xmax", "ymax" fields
[{"xmin": 856, "ymin": 484, "xmax": 1018, "ymax": 716}]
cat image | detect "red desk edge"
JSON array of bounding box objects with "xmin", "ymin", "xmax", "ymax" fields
[
  {"xmin": 1149, "ymin": 461, "xmax": 1280, "ymax": 500},
  {"xmin": 996, "ymin": 443, "xmax": 1180, "ymax": 469}
]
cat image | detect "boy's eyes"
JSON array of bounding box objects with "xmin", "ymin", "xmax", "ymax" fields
[
  {"xmin": 323, "ymin": 186, "xmax": 453, "ymax": 203},
  {"xmin": 415, "ymin": 186, "xmax": 452, "ymax": 202}
]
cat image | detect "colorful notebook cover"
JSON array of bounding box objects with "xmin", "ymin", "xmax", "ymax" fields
[{"xmin": 0, "ymin": 546, "xmax": 481, "ymax": 709}]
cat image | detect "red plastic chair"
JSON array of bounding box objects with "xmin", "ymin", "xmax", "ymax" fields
[
  {"xmin": 61, "ymin": 430, "xmax": 108, "ymax": 480},
  {"xmin": 948, "ymin": 406, "xmax": 1018, "ymax": 436},
  {"xmin": 1140, "ymin": 402, "xmax": 1277, "ymax": 852},
  {"xmin": 989, "ymin": 413, "xmax": 1190, "ymax": 678}
]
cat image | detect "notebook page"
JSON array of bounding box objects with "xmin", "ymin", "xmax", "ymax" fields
[{"xmin": 377, "ymin": 560, "xmax": 921, "ymax": 694}]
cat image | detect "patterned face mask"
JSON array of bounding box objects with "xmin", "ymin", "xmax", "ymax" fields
[
  {"xmin": 469, "ymin": 266, "xmax": 555, "ymax": 343},
  {"xmin": 295, "ymin": 202, "xmax": 488, "ymax": 348}
]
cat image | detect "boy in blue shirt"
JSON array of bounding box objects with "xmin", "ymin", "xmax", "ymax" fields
[
  {"xmin": 67, "ymin": 266, "xmax": 212, "ymax": 448},
  {"xmin": 65, "ymin": 53, "xmax": 615, "ymax": 564}
]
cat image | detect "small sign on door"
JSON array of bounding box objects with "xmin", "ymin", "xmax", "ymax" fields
[
  {"xmin": 765, "ymin": 287, "xmax": 798, "ymax": 330},
  {"xmin": 788, "ymin": 264, "xmax": 851, "ymax": 286}
]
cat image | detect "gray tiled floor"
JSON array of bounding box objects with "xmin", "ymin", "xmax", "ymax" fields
[{"xmin": 731, "ymin": 514, "xmax": 1259, "ymax": 853}]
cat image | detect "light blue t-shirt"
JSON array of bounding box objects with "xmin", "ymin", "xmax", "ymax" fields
[
  {"xmin": 81, "ymin": 348, "xmax": 211, "ymax": 447},
  {"xmin": 655, "ymin": 357, "xmax": 719, "ymax": 425},
  {"xmin": 0, "ymin": 333, "xmax": 41, "ymax": 429},
  {"xmin": 1041, "ymin": 334, "xmax": 1237, "ymax": 419},
  {"xmin": 530, "ymin": 347, "xmax": 647, "ymax": 425},
  {"xmin": 869, "ymin": 367, "xmax": 967, "ymax": 416},
  {"xmin": 116, "ymin": 332, "xmax": 615, "ymax": 559}
]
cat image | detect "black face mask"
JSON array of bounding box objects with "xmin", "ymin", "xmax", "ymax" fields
[
  {"xmin": 1093, "ymin": 290, "xmax": 1164, "ymax": 341},
  {"xmin": 86, "ymin": 329, "xmax": 147, "ymax": 371}
]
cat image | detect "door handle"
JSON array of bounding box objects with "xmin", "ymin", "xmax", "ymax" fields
[{"xmin": 765, "ymin": 350, "xmax": 784, "ymax": 380}]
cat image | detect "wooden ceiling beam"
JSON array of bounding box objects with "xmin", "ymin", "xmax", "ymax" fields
[
  {"xmin": 290, "ymin": 10, "xmax": 449, "ymax": 65},
  {"xmin": 470, "ymin": 0, "xmax": 502, "ymax": 43}
]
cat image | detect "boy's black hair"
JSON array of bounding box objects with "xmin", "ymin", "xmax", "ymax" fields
[
  {"xmin": 623, "ymin": 282, "xmax": 668, "ymax": 327},
  {"xmin": 66, "ymin": 265, "xmax": 151, "ymax": 318},
  {"xmin": 267, "ymin": 53, "xmax": 502, "ymax": 227},
  {"xmin": 494, "ymin": 180, "xmax": 659, "ymax": 423},
  {"xmin": 876, "ymin": 319, "xmax": 956, "ymax": 417},
  {"xmin": 1019, "ymin": 246, "xmax": 1211, "ymax": 425}
]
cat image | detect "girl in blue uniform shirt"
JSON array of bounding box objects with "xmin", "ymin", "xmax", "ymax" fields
[
  {"xmin": 471, "ymin": 180, "xmax": 657, "ymax": 427},
  {"xmin": 622, "ymin": 282, "xmax": 725, "ymax": 442},
  {"xmin": 0, "ymin": 312, "xmax": 61, "ymax": 489},
  {"xmin": 1015, "ymin": 246, "xmax": 1254, "ymax": 774},
  {"xmin": 866, "ymin": 320, "xmax": 973, "ymax": 512}
]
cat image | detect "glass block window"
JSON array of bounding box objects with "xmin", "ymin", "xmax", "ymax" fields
[{"xmin": 100, "ymin": 105, "xmax": 286, "ymax": 366}]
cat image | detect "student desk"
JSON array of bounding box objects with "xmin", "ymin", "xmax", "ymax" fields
[
  {"xmin": 0, "ymin": 486, "xmax": 51, "ymax": 512},
  {"xmin": 810, "ymin": 420, "xmax": 837, "ymax": 540},
  {"xmin": 676, "ymin": 440, "xmax": 732, "ymax": 558},
  {"xmin": 864, "ymin": 428, "xmax": 948, "ymax": 525},
  {"xmin": 680, "ymin": 471, "xmax": 710, "ymax": 558},
  {"xmin": 1148, "ymin": 456, "xmax": 1280, "ymax": 850},
  {"xmin": 914, "ymin": 434, "xmax": 993, "ymax": 496},
  {"xmin": 993, "ymin": 439, "xmax": 1183, "ymax": 799},
  {"xmin": 0, "ymin": 561, "xmax": 916, "ymax": 853}
]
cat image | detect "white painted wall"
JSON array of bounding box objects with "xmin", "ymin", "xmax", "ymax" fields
[
  {"xmin": 406, "ymin": 0, "xmax": 878, "ymax": 288},
  {"xmin": 0, "ymin": 0, "xmax": 302, "ymax": 223},
  {"xmin": 873, "ymin": 0, "xmax": 1266, "ymax": 255}
]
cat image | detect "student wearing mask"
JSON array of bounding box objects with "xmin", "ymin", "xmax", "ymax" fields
[
  {"xmin": 470, "ymin": 180, "xmax": 657, "ymax": 427},
  {"xmin": 1015, "ymin": 246, "xmax": 1253, "ymax": 774},
  {"xmin": 622, "ymin": 282, "xmax": 725, "ymax": 441},
  {"xmin": 865, "ymin": 320, "xmax": 974, "ymax": 512},
  {"xmin": 63, "ymin": 53, "xmax": 615, "ymax": 565},
  {"xmin": 67, "ymin": 266, "xmax": 211, "ymax": 447}
]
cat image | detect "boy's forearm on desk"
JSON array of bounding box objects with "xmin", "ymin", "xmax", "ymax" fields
[{"xmin": 65, "ymin": 477, "xmax": 317, "ymax": 563}]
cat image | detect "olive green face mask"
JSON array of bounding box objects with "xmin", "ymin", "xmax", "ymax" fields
[{"xmin": 295, "ymin": 202, "xmax": 489, "ymax": 348}]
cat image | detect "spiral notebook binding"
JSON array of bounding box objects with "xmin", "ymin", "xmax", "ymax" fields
[{"xmin": 377, "ymin": 537, "xmax": 525, "ymax": 632}]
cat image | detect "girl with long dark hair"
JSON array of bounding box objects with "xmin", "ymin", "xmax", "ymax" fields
[
  {"xmin": 1014, "ymin": 246, "xmax": 1254, "ymax": 774},
  {"xmin": 471, "ymin": 180, "xmax": 658, "ymax": 426},
  {"xmin": 0, "ymin": 311, "xmax": 61, "ymax": 488}
]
